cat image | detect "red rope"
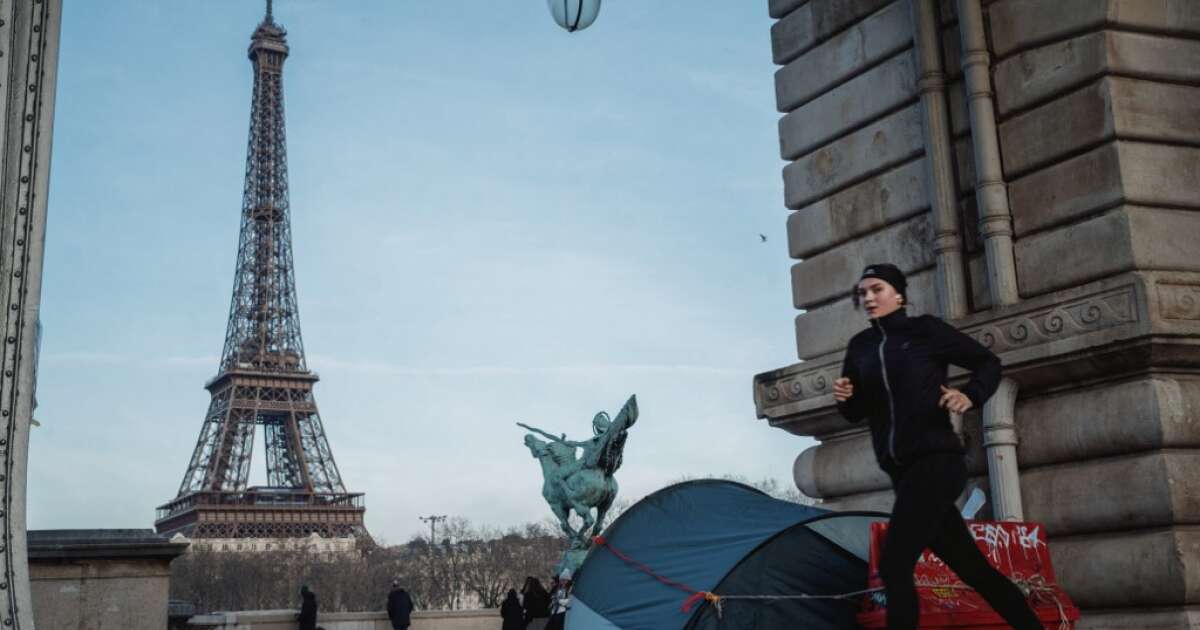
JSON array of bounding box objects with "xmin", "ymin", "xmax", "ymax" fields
[{"xmin": 592, "ymin": 536, "xmax": 715, "ymax": 613}]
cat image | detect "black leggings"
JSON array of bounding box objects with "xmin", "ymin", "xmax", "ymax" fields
[{"xmin": 881, "ymin": 453, "xmax": 1042, "ymax": 630}]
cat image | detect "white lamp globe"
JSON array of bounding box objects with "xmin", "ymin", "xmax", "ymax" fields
[{"xmin": 547, "ymin": 0, "xmax": 601, "ymax": 32}]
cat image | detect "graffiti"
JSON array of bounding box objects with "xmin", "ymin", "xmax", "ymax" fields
[{"xmin": 1015, "ymin": 524, "xmax": 1047, "ymax": 555}]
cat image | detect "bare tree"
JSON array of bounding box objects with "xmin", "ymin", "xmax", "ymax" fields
[{"xmin": 171, "ymin": 518, "xmax": 569, "ymax": 614}]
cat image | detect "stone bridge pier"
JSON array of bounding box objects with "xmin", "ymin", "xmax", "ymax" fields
[{"xmin": 754, "ymin": 1, "xmax": 1200, "ymax": 627}]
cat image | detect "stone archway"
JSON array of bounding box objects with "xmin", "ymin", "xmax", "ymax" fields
[{"xmin": 0, "ymin": 1, "xmax": 62, "ymax": 628}]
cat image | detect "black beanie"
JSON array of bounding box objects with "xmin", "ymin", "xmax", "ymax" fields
[{"xmin": 860, "ymin": 263, "xmax": 907, "ymax": 299}]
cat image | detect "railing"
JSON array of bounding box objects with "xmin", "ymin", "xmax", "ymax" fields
[{"xmin": 156, "ymin": 488, "xmax": 364, "ymax": 521}]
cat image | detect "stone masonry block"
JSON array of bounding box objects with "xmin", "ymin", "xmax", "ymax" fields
[
  {"xmin": 779, "ymin": 49, "xmax": 917, "ymax": 160},
  {"xmin": 794, "ymin": 434, "xmax": 892, "ymax": 498},
  {"xmin": 1021, "ymin": 450, "xmax": 1200, "ymax": 537},
  {"xmin": 774, "ymin": 0, "xmax": 911, "ymax": 111},
  {"xmin": 994, "ymin": 31, "xmax": 1200, "ymax": 117},
  {"xmin": 1016, "ymin": 376, "xmax": 1200, "ymax": 468},
  {"xmin": 1051, "ymin": 526, "xmax": 1200, "ymax": 608},
  {"xmin": 998, "ymin": 80, "xmax": 1111, "ymax": 179},
  {"xmin": 791, "ymin": 212, "xmax": 933, "ymax": 309},
  {"xmin": 1000, "ymin": 77, "xmax": 1200, "ymax": 181},
  {"xmin": 787, "ymin": 157, "xmax": 927, "ymax": 259},
  {"xmin": 771, "ymin": 0, "xmax": 893, "ymax": 65},
  {"xmin": 769, "ymin": 0, "xmax": 808, "ymax": 20},
  {"xmin": 1009, "ymin": 141, "xmax": 1200, "ymax": 237},
  {"xmin": 1015, "ymin": 206, "xmax": 1200, "ymax": 298},
  {"xmin": 1115, "ymin": 142, "xmax": 1200, "ymax": 211},
  {"xmin": 1077, "ymin": 606, "xmax": 1200, "ymax": 630},
  {"xmin": 818, "ymin": 486, "xmax": 896, "ymax": 513},
  {"xmin": 1008, "ymin": 142, "xmax": 1123, "ymax": 236},
  {"xmin": 793, "ymin": 267, "xmax": 937, "ymax": 359},
  {"xmin": 989, "ymin": 0, "xmax": 1200, "ymax": 60},
  {"xmin": 794, "ymin": 406, "xmax": 986, "ymax": 499},
  {"xmin": 1128, "ymin": 207, "xmax": 1200, "ymax": 270},
  {"xmin": 783, "ymin": 104, "xmax": 925, "ymax": 210}
]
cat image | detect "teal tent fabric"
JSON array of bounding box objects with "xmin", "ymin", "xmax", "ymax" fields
[{"xmin": 568, "ymin": 480, "xmax": 887, "ymax": 630}]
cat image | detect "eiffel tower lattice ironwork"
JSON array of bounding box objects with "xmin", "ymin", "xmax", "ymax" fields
[{"xmin": 156, "ymin": 3, "xmax": 366, "ymax": 540}]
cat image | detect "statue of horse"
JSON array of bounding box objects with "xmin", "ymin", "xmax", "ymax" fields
[
  {"xmin": 520, "ymin": 395, "xmax": 637, "ymax": 551},
  {"xmin": 523, "ymin": 433, "xmax": 619, "ymax": 547}
]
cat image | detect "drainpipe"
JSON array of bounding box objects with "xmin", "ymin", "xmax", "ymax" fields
[
  {"xmin": 982, "ymin": 377, "xmax": 1023, "ymax": 520},
  {"xmin": 909, "ymin": 0, "xmax": 968, "ymax": 320},
  {"xmin": 957, "ymin": 0, "xmax": 1020, "ymax": 306}
]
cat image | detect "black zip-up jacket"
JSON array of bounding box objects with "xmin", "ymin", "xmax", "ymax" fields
[{"xmin": 837, "ymin": 308, "xmax": 1001, "ymax": 473}]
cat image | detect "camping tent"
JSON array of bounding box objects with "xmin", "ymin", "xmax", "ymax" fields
[{"xmin": 568, "ymin": 479, "xmax": 887, "ymax": 629}]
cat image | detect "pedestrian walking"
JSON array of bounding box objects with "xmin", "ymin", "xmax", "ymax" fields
[
  {"xmin": 521, "ymin": 576, "xmax": 551, "ymax": 629},
  {"xmin": 386, "ymin": 579, "xmax": 414, "ymax": 630},
  {"xmin": 834, "ymin": 263, "xmax": 1042, "ymax": 630},
  {"xmin": 297, "ymin": 585, "xmax": 318, "ymax": 630}
]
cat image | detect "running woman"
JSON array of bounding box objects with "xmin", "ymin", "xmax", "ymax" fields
[{"xmin": 833, "ymin": 263, "xmax": 1041, "ymax": 630}]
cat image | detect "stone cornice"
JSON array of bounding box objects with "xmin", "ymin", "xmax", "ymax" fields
[{"xmin": 755, "ymin": 271, "xmax": 1200, "ymax": 436}]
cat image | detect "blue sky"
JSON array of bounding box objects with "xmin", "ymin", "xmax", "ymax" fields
[{"xmin": 30, "ymin": 1, "xmax": 812, "ymax": 544}]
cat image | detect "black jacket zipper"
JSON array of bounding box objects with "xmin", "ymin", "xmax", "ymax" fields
[{"xmin": 874, "ymin": 318, "xmax": 899, "ymax": 463}]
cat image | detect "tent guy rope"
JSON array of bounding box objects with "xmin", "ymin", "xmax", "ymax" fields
[{"xmin": 591, "ymin": 535, "xmax": 1071, "ymax": 628}]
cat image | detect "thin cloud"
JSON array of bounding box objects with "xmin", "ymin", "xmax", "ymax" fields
[
  {"xmin": 158, "ymin": 355, "xmax": 220, "ymax": 367},
  {"xmin": 306, "ymin": 354, "xmax": 752, "ymax": 377},
  {"xmin": 40, "ymin": 352, "xmax": 219, "ymax": 369}
]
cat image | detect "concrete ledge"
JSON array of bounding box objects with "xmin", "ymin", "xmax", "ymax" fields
[
  {"xmin": 190, "ymin": 608, "xmax": 500, "ymax": 630},
  {"xmin": 757, "ymin": 270, "xmax": 1200, "ymax": 427},
  {"xmin": 29, "ymin": 529, "xmax": 188, "ymax": 561}
]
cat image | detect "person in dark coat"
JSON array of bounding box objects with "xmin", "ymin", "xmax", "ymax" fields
[
  {"xmin": 834, "ymin": 263, "xmax": 1042, "ymax": 630},
  {"xmin": 544, "ymin": 571, "xmax": 572, "ymax": 630},
  {"xmin": 297, "ymin": 585, "xmax": 318, "ymax": 630},
  {"xmin": 520, "ymin": 576, "xmax": 550, "ymax": 628},
  {"xmin": 501, "ymin": 589, "xmax": 524, "ymax": 630},
  {"xmin": 386, "ymin": 580, "xmax": 414, "ymax": 629}
]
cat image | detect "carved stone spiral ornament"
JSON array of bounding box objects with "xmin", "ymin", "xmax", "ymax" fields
[
  {"xmin": 0, "ymin": 1, "xmax": 63, "ymax": 627},
  {"xmin": 964, "ymin": 286, "xmax": 1137, "ymax": 355},
  {"xmin": 1158, "ymin": 284, "xmax": 1200, "ymax": 321},
  {"xmin": 756, "ymin": 284, "xmax": 1148, "ymax": 421}
]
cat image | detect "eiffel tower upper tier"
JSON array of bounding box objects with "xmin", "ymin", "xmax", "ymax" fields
[{"xmin": 220, "ymin": 0, "xmax": 306, "ymax": 375}]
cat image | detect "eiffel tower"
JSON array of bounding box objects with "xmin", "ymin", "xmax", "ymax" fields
[{"xmin": 156, "ymin": 1, "xmax": 366, "ymax": 541}]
